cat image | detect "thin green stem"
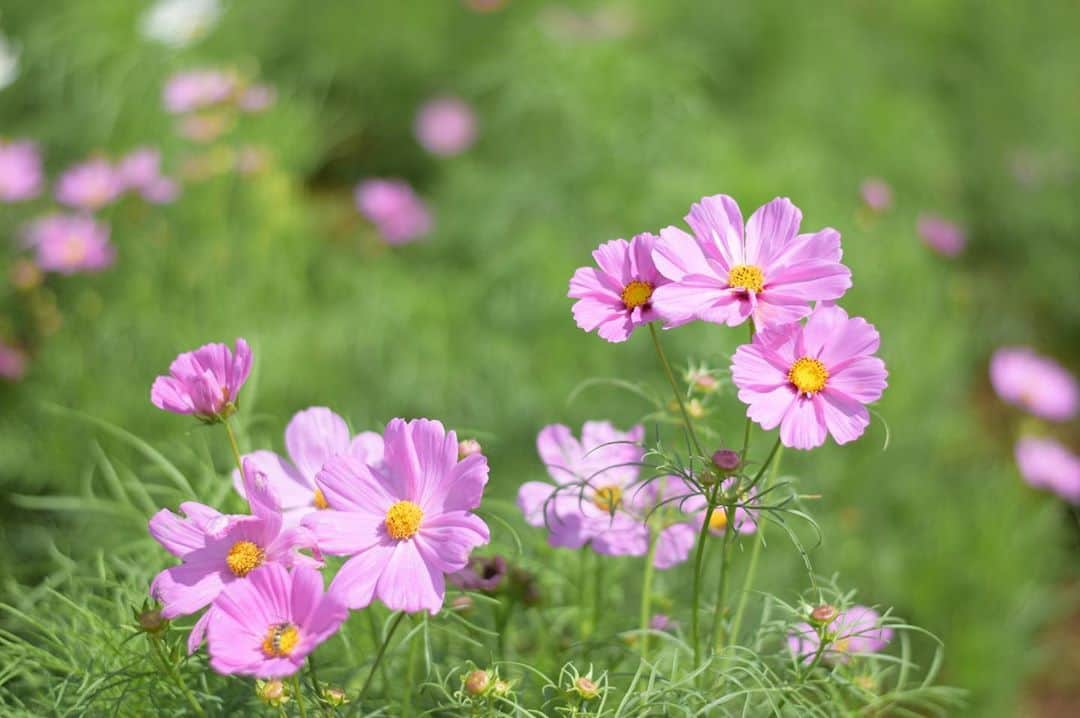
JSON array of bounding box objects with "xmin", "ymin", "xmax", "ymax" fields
[
  {"xmin": 222, "ymin": 417, "xmax": 245, "ymax": 474},
  {"xmin": 648, "ymin": 323, "xmax": 705, "ymax": 458},
  {"xmin": 638, "ymin": 528, "xmax": 659, "ymax": 662},
  {"xmin": 709, "ymin": 505, "xmax": 736, "ymax": 651},
  {"xmin": 729, "ymin": 444, "xmax": 784, "ymax": 646},
  {"xmin": 293, "ymin": 674, "xmax": 308, "ymax": 718},
  {"xmin": 357, "ymin": 611, "xmax": 406, "ymax": 706},
  {"xmin": 403, "ymin": 624, "xmax": 419, "ymax": 718},
  {"xmin": 690, "ymin": 483, "xmax": 719, "ymax": 668},
  {"xmin": 149, "ymin": 637, "xmax": 206, "ymax": 718}
]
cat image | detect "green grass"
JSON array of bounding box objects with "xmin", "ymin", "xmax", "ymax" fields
[{"xmin": 1, "ymin": 0, "xmax": 1078, "ymax": 715}]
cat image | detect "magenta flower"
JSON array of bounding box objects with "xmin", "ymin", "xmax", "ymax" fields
[
  {"xmin": 354, "ymin": 179, "xmax": 433, "ymax": 245},
  {"xmin": 150, "ymin": 338, "xmax": 252, "ymax": 421},
  {"xmin": 22, "ymin": 214, "xmax": 115, "ymax": 275},
  {"xmin": 163, "ymin": 69, "xmax": 237, "ymax": 113},
  {"xmin": 0, "ymin": 139, "xmax": 43, "ymax": 202},
  {"xmin": 731, "ymin": 304, "xmax": 888, "ymax": 450},
  {"xmin": 651, "ymin": 195, "xmax": 851, "ymax": 329},
  {"xmin": 788, "ymin": 605, "xmax": 893, "ymax": 664},
  {"xmin": 917, "ymin": 214, "xmax": 965, "ymax": 257},
  {"xmin": 206, "ymin": 564, "xmax": 346, "ymax": 678},
  {"xmin": 568, "ymin": 233, "xmax": 668, "ymax": 343},
  {"xmin": 990, "ymin": 347, "xmax": 1077, "ymax": 422},
  {"xmin": 55, "ymin": 158, "xmax": 122, "ymax": 211},
  {"xmin": 149, "ymin": 459, "xmax": 320, "ymax": 651},
  {"xmin": 1015, "ymin": 437, "xmax": 1080, "ymax": 504},
  {"xmin": 117, "ymin": 147, "xmax": 180, "ymax": 204},
  {"xmin": 0, "ymin": 340, "xmax": 27, "ymax": 381},
  {"xmin": 304, "ymin": 418, "xmax": 490, "ymax": 614},
  {"xmin": 414, "ymin": 96, "xmax": 477, "ymax": 156},
  {"xmin": 859, "ymin": 178, "xmax": 892, "ymax": 212},
  {"xmin": 234, "ymin": 407, "xmax": 384, "ymax": 527}
]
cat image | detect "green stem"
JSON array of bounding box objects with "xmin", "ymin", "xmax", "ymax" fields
[
  {"xmin": 729, "ymin": 444, "xmax": 784, "ymax": 646},
  {"xmin": 403, "ymin": 625, "xmax": 419, "ymax": 718},
  {"xmin": 648, "ymin": 323, "xmax": 705, "ymax": 458},
  {"xmin": 639, "ymin": 528, "xmax": 659, "ymax": 662},
  {"xmin": 709, "ymin": 505, "xmax": 736, "ymax": 652},
  {"xmin": 293, "ymin": 674, "xmax": 308, "ymax": 718},
  {"xmin": 149, "ymin": 637, "xmax": 206, "ymax": 718},
  {"xmin": 223, "ymin": 417, "xmax": 245, "ymax": 474},
  {"xmin": 579, "ymin": 548, "xmax": 594, "ymax": 641},
  {"xmin": 357, "ymin": 612, "xmax": 406, "ymax": 706},
  {"xmin": 690, "ymin": 483, "xmax": 719, "ymax": 668}
]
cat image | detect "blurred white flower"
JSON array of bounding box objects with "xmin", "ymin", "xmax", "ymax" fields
[
  {"xmin": 0, "ymin": 32, "xmax": 19, "ymax": 91},
  {"xmin": 139, "ymin": 0, "xmax": 222, "ymax": 48}
]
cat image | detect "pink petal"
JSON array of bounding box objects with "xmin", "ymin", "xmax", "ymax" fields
[
  {"xmin": 285, "ymin": 407, "xmax": 353, "ymax": 479},
  {"xmin": 767, "ymin": 228, "xmax": 842, "ymax": 268},
  {"xmin": 431, "ymin": 453, "xmax": 488, "ymax": 513},
  {"xmin": 187, "ymin": 608, "xmax": 213, "ymax": 654},
  {"xmin": 414, "ymin": 511, "xmax": 489, "ymax": 573},
  {"xmin": 518, "ymin": 481, "xmax": 556, "ymax": 527},
  {"xmin": 152, "ymin": 563, "xmax": 226, "ymax": 618},
  {"xmin": 653, "ymin": 522, "xmax": 696, "ymax": 570},
  {"xmin": 652, "ymin": 226, "xmax": 713, "ymax": 282},
  {"xmin": 149, "ymin": 508, "xmax": 208, "ymax": 557},
  {"xmin": 233, "ymin": 450, "xmax": 314, "ymax": 512},
  {"xmin": 349, "ymin": 431, "xmax": 385, "ymax": 465},
  {"xmin": 375, "ymin": 542, "xmax": 445, "ymax": 614},
  {"xmin": 590, "ymin": 238, "xmax": 633, "ymax": 285},
  {"xmin": 302, "ymin": 509, "xmax": 385, "ymax": 555},
  {"xmin": 779, "ymin": 396, "xmax": 828, "ymax": 450},
  {"xmin": 315, "ymin": 455, "xmax": 396, "ymax": 515},
  {"xmin": 740, "ymin": 385, "xmax": 797, "ymax": 431},
  {"xmin": 827, "ymin": 356, "xmax": 888, "ymax": 403},
  {"xmin": 537, "ymin": 424, "xmax": 584, "ymax": 485},
  {"xmin": 328, "ymin": 543, "xmax": 395, "ymax": 610},
  {"xmin": 820, "ymin": 390, "xmax": 871, "ymax": 445},
  {"xmin": 684, "ymin": 194, "xmax": 743, "ymax": 268},
  {"xmin": 744, "ymin": 197, "xmax": 802, "ymax": 266}
]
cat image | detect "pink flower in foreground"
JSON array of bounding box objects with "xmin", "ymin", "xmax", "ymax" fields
[
  {"xmin": 917, "ymin": 214, "xmax": 965, "ymax": 257},
  {"xmin": 207, "ymin": 564, "xmax": 346, "ymax": 678},
  {"xmin": 55, "ymin": 158, "xmax": 122, "ymax": 211},
  {"xmin": 414, "ymin": 96, "xmax": 477, "ymax": 156},
  {"xmin": 788, "ymin": 605, "xmax": 893, "ymax": 665},
  {"xmin": 651, "ymin": 195, "xmax": 851, "ymax": 329},
  {"xmin": 234, "ymin": 407, "xmax": 384, "ymax": 528},
  {"xmin": 354, "ymin": 179, "xmax": 433, "ymax": 245},
  {"xmin": 568, "ymin": 233, "xmax": 668, "ymax": 343},
  {"xmin": 0, "ymin": 139, "xmax": 43, "ymax": 202},
  {"xmin": 859, "ymin": 178, "xmax": 892, "ymax": 212},
  {"xmin": 1015, "ymin": 437, "xmax": 1080, "ymax": 504},
  {"xmin": 304, "ymin": 418, "xmax": 490, "ymax": 614},
  {"xmin": 22, "ymin": 214, "xmax": 115, "ymax": 274},
  {"xmin": 150, "ymin": 459, "xmax": 321, "ymax": 652},
  {"xmin": 150, "ymin": 338, "xmax": 252, "ymax": 421},
  {"xmin": 0, "ymin": 340, "xmax": 27, "ymax": 381},
  {"xmin": 163, "ymin": 69, "xmax": 237, "ymax": 113},
  {"xmin": 731, "ymin": 304, "xmax": 888, "ymax": 450},
  {"xmin": 990, "ymin": 347, "xmax": 1077, "ymax": 422}
]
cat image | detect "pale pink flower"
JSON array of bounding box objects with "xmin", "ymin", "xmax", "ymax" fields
[
  {"xmin": 22, "ymin": 214, "xmax": 115, "ymax": 274},
  {"xmin": 150, "ymin": 338, "xmax": 252, "ymax": 421},
  {"xmin": 414, "ymin": 96, "xmax": 477, "ymax": 156},
  {"xmin": 917, "ymin": 214, "xmax": 965, "ymax": 256},
  {"xmin": 859, "ymin": 178, "xmax": 892, "ymax": 212},
  {"xmin": 354, "ymin": 179, "xmax": 432, "ymax": 245},
  {"xmin": 990, "ymin": 347, "xmax": 1077, "ymax": 422},
  {"xmin": 0, "ymin": 340, "xmax": 27, "ymax": 381},
  {"xmin": 1015, "ymin": 437, "xmax": 1080, "ymax": 504},
  {"xmin": 0, "ymin": 139, "xmax": 43, "ymax": 202},
  {"xmin": 55, "ymin": 158, "xmax": 122, "ymax": 211},
  {"xmin": 788, "ymin": 605, "xmax": 893, "ymax": 664}
]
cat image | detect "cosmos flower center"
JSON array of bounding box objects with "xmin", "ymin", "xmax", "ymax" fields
[
  {"xmin": 788, "ymin": 357, "xmax": 829, "ymax": 395},
  {"xmin": 709, "ymin": 510, "xmax": 728, "ymax": 531},
  {"xmin": 313, "ymin": 488, "xmax": 329, "ymax": 510},
  {"xmin": 385, "ymin": 500, "xmax": 424, "ymax": 540},
  {"xmin": 225, "ymin": 540, "xmax": 265, "ymax": 577},
  {"xmin": 832, "ymin": 637, "xmax": 851, "ymax": 654},
  {"xmin": 261, "ymin": 622, "xmax": 300, "ymax": 657},
  {"xmin": 727, "ymin": 264, "xmax": 765, "ymax": 293},
  {"xmin": 592, "ymin": 485, "xmax": 623, "ymax": 512},
  {"xmin": 620, "ymin": 280, "xmax": 654, "ymax": 310},
  {"xmin": 62, "ymin": 236, "xmax": 88, "ymax": 264}
]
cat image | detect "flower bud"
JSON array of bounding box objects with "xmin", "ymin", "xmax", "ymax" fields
[
  {"xmin": 573, "ymin": 676, "xmax": 601, "ymax": 701},
  {"xmin": 711, "ymin": 449, "xmax": 741, "ymax": 473},
  {"xmin": 458, "ymin": 438, "xmax": 483, "ymax": 460},
  {"xmin": 492, "ymin": 679, "xmax": 512, "ymax": 697},
  {"xmin": 322, "ymin": 686, "xmax": 349, "ymax": 706},
  {"xmin": 256, "ymin": 679, "xmax": 289, "ymax": 706},
  {"xmin": 810, "ymin": 604, "xmax": 839, "ymax": 627},
  {"xmin": 450, "ymin": 594, "xmax": 475, "ymax": 613},
  {"xmin": 465, "ymin": 669, "xmax": 491, "ymax": 696}
]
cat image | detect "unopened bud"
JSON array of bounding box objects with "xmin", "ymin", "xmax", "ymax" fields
[
  {"xmin": 492, "ymin": 679, "xmax": 511, "ymax": 697},
  {"xmin": 256, "ymin": 679, "xmax": 289, "ymax": 706},
  {"xmin": 810, "ymin": 604, "xmax": 839, "ymax": 627},
  {"xmin": 465, "ymin": 669, "xmax": 491, "ymax": 696},
  {"xmin": 574, "ymin": 676, "xmax": 601, "ymax": 700},
  {"xmin": 711, "ymin": 449, "xmax": 741, "ymax": 472},
  {"xmin": 135, "ymin": 606, "xmax": 168, "ymax": 636},
  {"xmin": 322, "ymin": 686, "xmax": 349, "ymax": 706},
  {"xmin": 458, "ymin": 439, "xmax": 483, "ymax": 460}
]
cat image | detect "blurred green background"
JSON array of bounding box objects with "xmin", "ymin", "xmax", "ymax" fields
[{"xmin": 1, "ymin": 1, "xmax": 1078, "ymax": 715}]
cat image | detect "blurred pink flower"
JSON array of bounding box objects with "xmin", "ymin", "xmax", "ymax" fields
[
  {"xmin": 238, "ymin": 84, "xmax": 277, "ymax": 113},
  {"xmin": 731, "ymin": 304, "xmax": 888, "ymax": 450},
  {"xmin": 917, "ymin": 214, "xmax": 965, "ymax": 256},
  {"xmin": 0, "ymin": 139, "xmax": 43, "ymax": 202},
  {"xmin": 354, "ymin": 179, "xmax": 432, "ymax": 245},
  {"xmin": 1015, "ymin": 437, "xmax": 1080, "ymax": 504},
  {"xmin": 415, "ymin": 96, "xmax": 477, "ymax": 156},
  {"xmin": 990, "ymin": 347, "xmax": 1077, "ymax": 422},
  {"xmin": 0, "ymin": 340, "xmax": 27, "ymax": 381},
  {"xmin": 22, "ymin": 214, "xmax": 115, "ymax": 274},
  {"xmin": 150, "ymin": 338, "xmax": 252, "ymax": 421},
  {"xmin": 178, "ymin": 113, "xmax": 232, "ymax": 143},
  {"xmin": 163, "ymin": 69, "xmax": 237, "ymax": 113},
  {"xmin": 859, "ymin": 178, "xmax": 892, "ymax": 212},
  {"xmin": 55, "ymin": 158, "xmax": 122, "ymax": 211},
  {"xmin": 788, "ymin": 605, "xmax": 892, "ymax": 664},
  {"xmin": 118, "ymin": 147, "xmax": 180, "ymax": 204}
]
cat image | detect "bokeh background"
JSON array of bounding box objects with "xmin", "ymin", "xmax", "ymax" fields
[{"xmin": 1, "ymin": 1, "xmax": 1078, "ymax": 715}]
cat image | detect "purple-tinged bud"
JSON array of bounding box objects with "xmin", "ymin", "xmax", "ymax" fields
[
  {"xmin": 465, "ymin": 670, "xmax": 491, "ymax": 696},
  {"xmin": 711, "ymin": 449, "xmax": 741, "ymax": 472},
  {"xmin": 810, "ymin": 604, "xmax": 839, "ymax": 627},
  {"xmin": 458, "ymin": 438, "xmax": 483, "ymax": 460}
]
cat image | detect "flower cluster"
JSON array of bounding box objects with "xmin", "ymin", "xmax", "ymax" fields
[{"xmin": 148, "ymin": 339, "xmax": 491, "ymax": 677}]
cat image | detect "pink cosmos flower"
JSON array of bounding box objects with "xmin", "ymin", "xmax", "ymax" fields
[
  {"xmin": 1015, "ymin": 437, "xmax": 1080, "ymax": 504},
  {"xmin": 788, "ymin": 605, "xmax": 893, "ymax": 664},
  {"xmin": 238, "ymin": 84, "xmax": 277, "ymax": 113},
  {"xmin": 917, "ymin": 214, "xmax": 965, "ymax": 257},
  {"xmin": 0, "ymin": 139, "xmax": 43, "ymax": 202},
  {"xmin": 354, "ymin": 179, "xmax": 433, "ymax": 245},
  {"xmin": 989, "ymin": 347, "xmax": 1077, "ymax": 422},
  {"xmin": 150, "ymin": 338, "xmax": 252, "ymax": 421},
  {"xmin": 22, "ymin": 214, "xmax": 115, "ymax": 274},
  {"xmin": 163, "ymin": 69, "xmax": 237, "ymax": 113},
  {"xmin": 117, "ymin": 147, "xmax": 180, "ymax": 204},
  {"xmin": 234, "ymin": 407, "xmax": 384, "ymax": 528},
  {"xmin": 0, "ymin": 340, "xmax": 27, "ymax": 381},
  {"xmin": 55, "ymin": 158, "xmax": 122, "ymax": 211},
  {"xmin": 859, "ymin": 178, "xmax": 892, "ymax": 212},
  {"xmin": 414, "ymin": 96, "xmax": 477, "ymax": 156},
  {"xmin": 568, "ymin": 233, "xmax": 668, "ymax": 343},
  {"xmin": 731, "ymin": 303, "xmax": 888, "ymax": 450},
  {"xmin": 651, "ymin": 195, "xmax": 852, "ymax": 329},
  {"xmin": 149, "ymin": 459, "xmax": 321, "ymax": 651},
  {"xmin": 304, "ymin": 418, "xmax": 490, "ymax": 614},
  {"xmin": 206, "ymin": 564, "xmax": 346, "ymax": 678}
]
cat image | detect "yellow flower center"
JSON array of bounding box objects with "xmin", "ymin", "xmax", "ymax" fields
[
  {"xmin": 709, "ymin": 510, "xmax": 729, "ymax": 531},
  {"xmin": 225, "ymin": 540, "xmax": 265, "ymax": 577},
  {"xmin": 727, "ymin": 264, "xmax": 765, "ymax": 293},
  {"xmin": 788, "ymin": 357, "xmax": 829, "ymax": 395},
  {"xmin": 620, "ymin": 280, "xmax": 654, "ymax": 310},
  {"xmin": 592, "ymin": 485, "xmax": 623, "ymax": 512},
  {"xmin": 832, "ymin": 637, "xmax": 851, "ymax": 654},
  {"xmin": 261, "ymin": 622, "xmax": 301, "ymax": 657},
  {"xmin": 385, "ymin": 500, "xmax": 424, "ymax": 540},
  {"xmin": 313, "ymin": 488, "xmax": 329, "ymax": 510}
]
